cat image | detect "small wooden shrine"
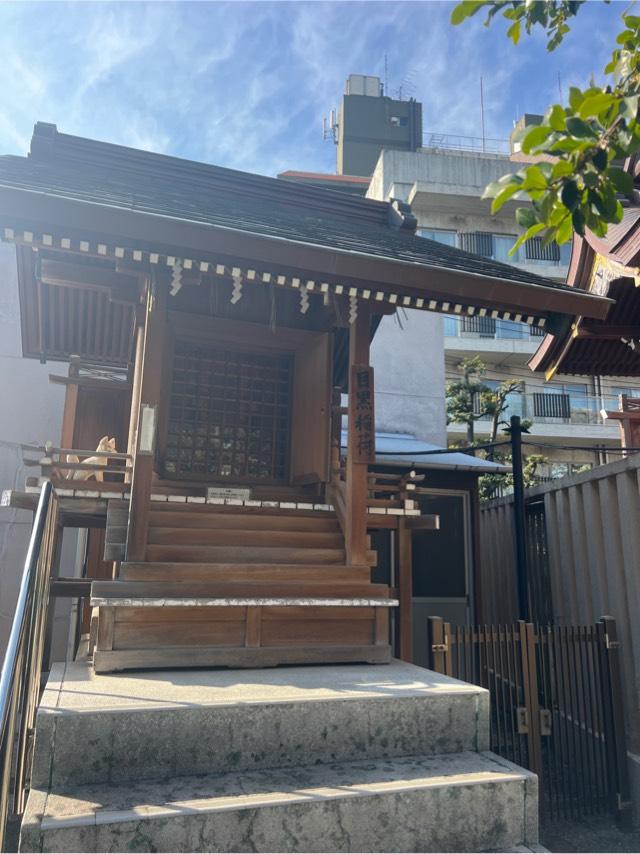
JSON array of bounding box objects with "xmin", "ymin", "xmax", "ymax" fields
[{"xmin": 0, "ymin": 123, "xmax": 610, "ymax": 672}]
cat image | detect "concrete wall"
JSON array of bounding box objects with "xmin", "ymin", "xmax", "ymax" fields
[
  {"xmin": 371, "ymin": 310, "xmax": 447, "ymax": 446},
  {"xmin": 0, "ymin": 242, "xmax": 75, "ymax": 663},
  {"xmin": 368, "ymin": 147, "xmax": 515, "ymax": 202}
]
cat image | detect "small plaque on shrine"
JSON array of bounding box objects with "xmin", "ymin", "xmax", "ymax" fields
[
  {"xmin": 350, "ymin": 364, "xmax": 375, "ymax": 464},
  {"xmin": 206, "ymin": 486, "xmax": 251, "ymax": 501}
]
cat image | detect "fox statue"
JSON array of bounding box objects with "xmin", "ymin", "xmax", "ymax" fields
[{"xmin": 66, "ymin": 436, "xmax": 117, "ymax": 481}]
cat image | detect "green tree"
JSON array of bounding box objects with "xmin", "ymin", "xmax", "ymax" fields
[
  {"xmin": 479, "ymin": 451, "xmax": 547, "ymax": 501},
  {"xmin": 446, "ymin": 356, "xmax": 491, "ymax": 446},
  {"xmin": 445, "ymin": 356, "xmax": 526, "ymax": 447},
  {"xmin": 446, "ymin": 356, "xmax": 546, "ymax": 498},
  {"xmin": 451, "ymin": 1, "xmax": 640, "ymax": 250}
]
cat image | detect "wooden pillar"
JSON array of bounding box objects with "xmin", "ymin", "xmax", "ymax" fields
[
  {"xmin": 396, "ymin": 518, "xmax": 413, "ymax": 661},
  {"xmin": 346, "ymin": 301, "xmax": 372, "ymax": 566},
  {"xmin": 125, "ymin": 276, "xmax": 167, "ymax": 561},
  {"xmin": 59, "ymin": 360, "xmax": 79, "ymax": 448},
  {"xmin": 125, "ymin": 321, "xmax": 145, "ymax": 483}
]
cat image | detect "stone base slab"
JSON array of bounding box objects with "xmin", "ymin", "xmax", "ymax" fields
[
  {"xmin": 32, "ymin": 660, "xmax": 489, "ymax": 789},
  {"xmin": 21, "ymin": 751, "xmax": 537, "ymax": 853}
]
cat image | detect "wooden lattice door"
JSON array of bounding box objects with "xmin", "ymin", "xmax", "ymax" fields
[{"xmin": 163, "ymin": 340, "xmax": 292, "ymax": 482}]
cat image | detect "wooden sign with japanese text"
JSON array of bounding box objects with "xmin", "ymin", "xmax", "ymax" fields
[{"xmin": 350, "ymin": 364, "xmax": 375, "ymax": 464}]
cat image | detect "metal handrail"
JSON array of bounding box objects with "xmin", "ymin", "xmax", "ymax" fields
[{"xmin": 0, "ymin": 481, "xmax": 57, "ymax": 851}]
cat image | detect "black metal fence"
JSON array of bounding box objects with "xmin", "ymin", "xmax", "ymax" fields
[{"xmin": 427, "ymin": 616, "xmax": 631, "ymax": 821}]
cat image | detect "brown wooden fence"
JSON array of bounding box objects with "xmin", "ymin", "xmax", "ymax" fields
[
  {"xmin": 427, "ymin": 616, "xmax": 630, "ymax": 820},
  {"xmin": 479, "ymin": 454, "xmax": 640, "ymax": 757}
]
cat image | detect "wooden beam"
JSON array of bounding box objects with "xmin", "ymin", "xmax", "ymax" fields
[
  {"xmin": 49, "ymin": 375, "xmax": 131, "ymax": 391},
  {"xmin": 575, "ymin": 324, "xmax": 640, "ymax": 340},
  {"xmin": 125, "ymin": 276, "xmax": 167, "ymax": 561},
  {"xmin": 346, "ymin": 302, "xmax": 372, "ymax": 566},
  {"xmin": 39, "ymin": 258, "xmax": 141, "ymax": 304},
  {"xmin": 59, "ymin": 362, "xmax": 79, "ymax": 448}
]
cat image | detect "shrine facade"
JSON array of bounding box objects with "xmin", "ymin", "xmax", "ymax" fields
[{"xmin": 0, "ymin": 122, "xmax": 611, "ymax": 672}]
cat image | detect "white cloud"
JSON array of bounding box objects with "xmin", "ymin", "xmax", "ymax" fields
[{"xmin": 0, "ymin": 0, "xmax": 626, "ymax": 176}]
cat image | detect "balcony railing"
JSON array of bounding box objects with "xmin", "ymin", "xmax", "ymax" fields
[
  {"xmin": 448, "ymin": 392, "xmax": 628, "ymax": 428},
  {"xmin": 423, "ymin": 132, "xmax": 511, "ymax": 155},
  {"xmin": 444, "ymin": 315, "xmax": 546, "ymax": 342}
]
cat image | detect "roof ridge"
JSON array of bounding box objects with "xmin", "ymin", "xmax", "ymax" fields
[{"xmin": 28, "ymin": 122, "xmax": 390, "ymax": 225}]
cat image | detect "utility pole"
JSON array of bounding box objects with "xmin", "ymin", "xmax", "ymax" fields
[{"xmin": 509, "ymin": 415, "xmax": 529, "ymax": 620}]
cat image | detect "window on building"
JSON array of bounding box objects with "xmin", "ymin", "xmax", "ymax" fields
[
  {"xmin": 492, "ymin": 234, "xmax": 516, "ymax": 263},
  {"xmin": 546, "ymin": 381, "xmax": 589, "ymax": 407},
  {"xmin": 418, "ymin": 228, "xmax": 457, "ymax": 247},
  {"xmin": 525, "ymin": 237, "xmax": 560, "ymax": 263},
  {"xmin": 610, "ymin": 386, "xmax": 640, "ymax": 398},
  {"xmin": 540, "ymin": 381, "xmax": 590, "ymax": 422},
  {"xmin": 458, "ymin": 232, "xmax": 522, "ymax": 263}
]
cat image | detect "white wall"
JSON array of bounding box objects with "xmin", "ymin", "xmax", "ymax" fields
[
  {"xmin": 371, "ymin": 309, "xmax": 447, "ymax": 445},
  {"xmin": 0, "ymin": 242, "xmax": 75, "ymax": 662}
]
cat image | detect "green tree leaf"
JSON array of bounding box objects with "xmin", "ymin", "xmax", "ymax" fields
[
  {"xmin": 608, "ymin": 166, "xmax": 634, "ymax": 194},
  {"xmin": 450, "ymin": 0, "xmax": 488, "ymax": 25},
  {"xmin": 579, "ymin": 92, "xmax": 617, "ymax": 118},
  {"xmin": 561, "ymin": 180, "xmax": 580, "ymax": 210},
  {"xmin": 521, "ymin": 165, "xmax": 548, "ymax": 191},
  {"xmin": 521, "ymin": 125, "xmax": 552, "ymax": 153},
  {"xmin": 569, "ymin": 86, "xmax": 585, "ymax": 111},
  {"xmin": 548, "ymin": 104, "xmax": 567, "ymax": 131},
  {"xmin": 566, "ymin": 116, "xmax": 597, "ymax": 138}
]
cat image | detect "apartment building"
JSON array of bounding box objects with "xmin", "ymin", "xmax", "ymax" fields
[{"xmin": 367, "ymin": 144, "xmax": 635, "ymax": 475}]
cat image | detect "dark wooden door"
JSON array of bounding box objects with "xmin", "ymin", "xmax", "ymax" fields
[{"xmin": 162, "ymin": 340, "xmax": 293, "ymax": 483}]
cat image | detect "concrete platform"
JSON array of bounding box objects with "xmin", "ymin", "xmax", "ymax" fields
[
  {"xmin": 21, "ymin": 751, "xmax": 537, "ymax": 853},
  {"xmin": 31, "ymin": 660, "xmax": 490, "ymax": 789}
]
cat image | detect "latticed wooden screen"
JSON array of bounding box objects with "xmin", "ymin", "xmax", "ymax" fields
[{"xmin": 164, "ymin": 341, "xmax": 292, "ymax": 482}]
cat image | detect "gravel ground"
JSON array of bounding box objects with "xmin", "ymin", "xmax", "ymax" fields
[{"xmin": 542, "ymin": 816, "xmax": 640, "ymax": 852}]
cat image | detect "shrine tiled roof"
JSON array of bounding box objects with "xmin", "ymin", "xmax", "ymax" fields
[{"xmin": 0, "ymin": 122, "xmax": 612, "ymax": 322}]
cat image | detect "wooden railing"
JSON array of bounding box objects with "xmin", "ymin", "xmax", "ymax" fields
[{"xmin": 22, "ymin": 442, "xmax": 132, "ymax": 483}]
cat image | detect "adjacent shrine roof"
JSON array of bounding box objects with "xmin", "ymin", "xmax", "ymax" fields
[
  {"xmin": 0, "ymin": 122, "xmax": 612, "ymax": 335},
  {"xmin": 530, "ymin": 173, "xmax": 640, "ymax": 379}
]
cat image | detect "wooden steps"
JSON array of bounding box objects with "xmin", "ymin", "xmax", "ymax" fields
[
  {"xmin": 93, "ymin": 498, "xmax": 389, "ymax": 673},
  {"xmin": 120, "ymin": 562, "xmax": 372, "ymax": 583},
  {"xmin": 92, "ymin": 579, "xmax": 390, "ymax": 601},
  {"xmin": 147, "ymin": 527, "xmax": 345, "ymax": 548},
  {"xmin": 147, "ymin": 509, "xmax": 340, "ymax": 532},
  {"xmin": 144, "ymin": 543, "xmax": 368, "ymax": 564}
]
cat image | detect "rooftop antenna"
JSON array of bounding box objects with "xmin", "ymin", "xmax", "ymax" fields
[
  {"xmin": 322, "ymin": 108, "xmax": 338, "ymax": 143},
  {"xmin": 384, "ymin": 53, "xmax": 388, "ymax": 96},
  {"xmin": 480, "ymin": 76, "xmax": 486, "ymax": 153}
]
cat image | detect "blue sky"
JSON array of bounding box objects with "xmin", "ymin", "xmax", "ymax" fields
[{"xmin": 0, "ymin": 1, "xmax": 624, "ymax": 178}]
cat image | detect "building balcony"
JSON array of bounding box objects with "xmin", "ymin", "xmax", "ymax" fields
[
  {"xmin": 446, "ymin": 391, "xmax": 623, "ymax": 445},
  {"xmin": 444, "ymin": 315, "xmax": 544, "ymax": 362}
]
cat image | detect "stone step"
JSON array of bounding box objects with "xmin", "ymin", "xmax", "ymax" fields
[
  {"xmin": 21, "ymin": 751, "xmax": 537, "ymax": 853},
  {"xmin": 31, "ymin": 661, "xmax": 489, "ymax": 790}
]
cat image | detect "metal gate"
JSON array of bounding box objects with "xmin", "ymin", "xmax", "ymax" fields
[{"xmin": 427, "ymin": 616, "xmax": 631, "ymax": 819}]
